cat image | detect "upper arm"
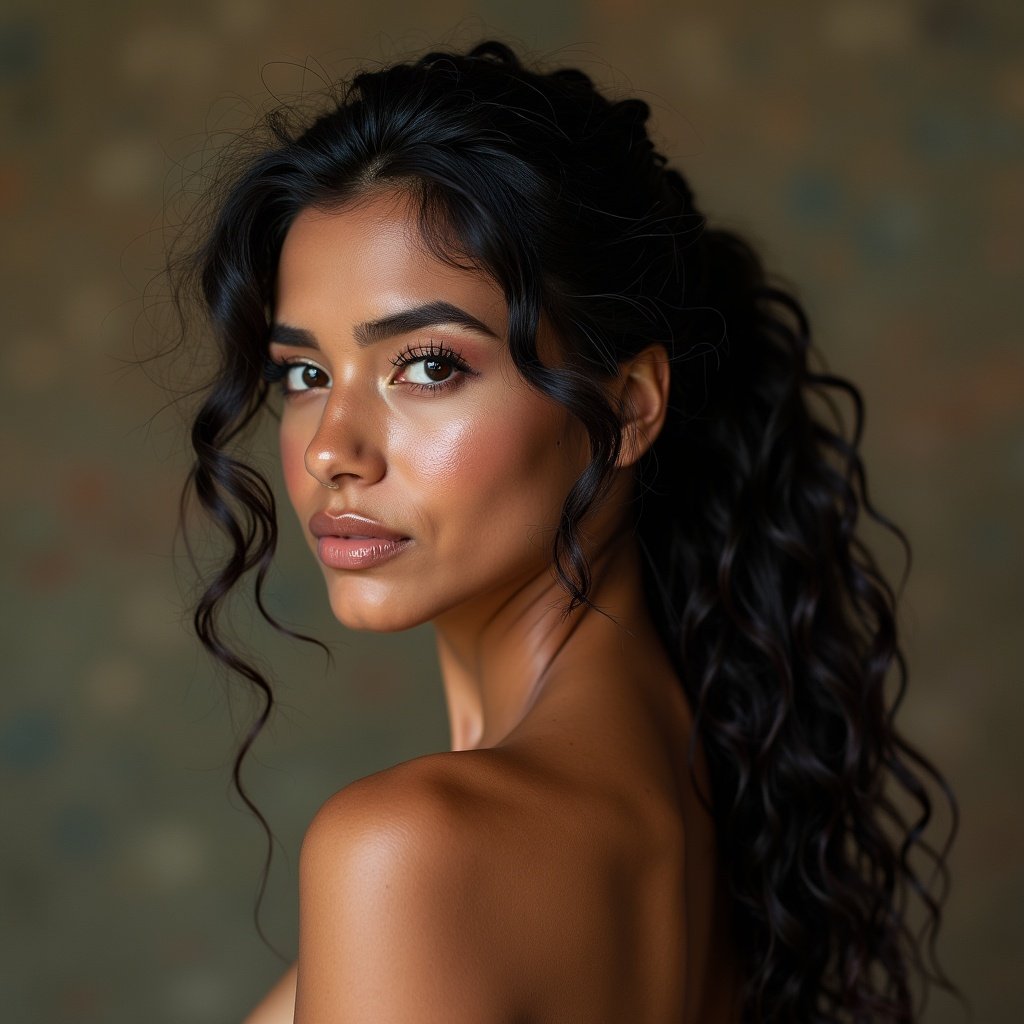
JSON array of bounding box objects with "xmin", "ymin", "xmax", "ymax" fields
[{"xmin": 294, "ymin": 767, "xmax": 511, "ymax": 1024}]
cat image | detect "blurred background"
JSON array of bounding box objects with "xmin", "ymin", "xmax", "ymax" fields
[{"xmin": 2, "ymin": 0, "xmax": 1021, "ymax": 1020}]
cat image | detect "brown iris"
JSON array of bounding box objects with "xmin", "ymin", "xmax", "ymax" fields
[
  {"xmin": 302, "ymin": 365, "xmax": 328, "ymax": 388},
  {"xmin": 423, "ymin": 358, "xmax": 452, "ymax": 382}
]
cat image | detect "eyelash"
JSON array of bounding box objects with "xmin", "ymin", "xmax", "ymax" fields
[
  {"xmin": 262, "ymin": 356, "xmax": 321, "ymax": 395},
  {"xmin": 390, "ymin": 342, "xmax": 475, "ymax": 395},
  {"xmin": 262, "ymin": 342, "xmax": 475, "ymax": 397}
]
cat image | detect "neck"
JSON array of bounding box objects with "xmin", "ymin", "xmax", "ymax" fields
[{"xmin": 432, "ymin": 533, "xmax": 657, "ymax": 751}]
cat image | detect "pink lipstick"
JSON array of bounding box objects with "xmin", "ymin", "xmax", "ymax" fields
[{"xmin": 308, "ymin": 511, "xmax": 412, "ymax": 570}]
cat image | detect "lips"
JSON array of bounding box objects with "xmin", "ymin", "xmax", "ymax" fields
[
  {"xmin": 308, "ymin": 511, "xmax": 410, "ymax": 542},
  {"xmin": 308, "ymin": 511, "xmax": 412, "ymax": 571}
]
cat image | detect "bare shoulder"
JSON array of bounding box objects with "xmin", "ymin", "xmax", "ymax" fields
[
  {"xmin": 300, "ymin": 750, "xmax": 519, "ymax": 882},
  {"xmin": 298, "ymin": 749, "xmax": 562, "ymax": 931},
  {"xmin": 294, "ymin": 751, "xmax": 541, "ymax": 1023},
  {"xmin": 295, "ymin": 747, "xmax": 691, "ymax": 1022}
]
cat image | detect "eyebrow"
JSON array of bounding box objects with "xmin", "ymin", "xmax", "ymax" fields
[{"xmin": 267, "ymin": 300, "xmax": 502, "ymax": 350}]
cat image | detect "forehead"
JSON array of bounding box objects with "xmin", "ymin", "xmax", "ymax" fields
[{"xmin": 274, "ymin": 192, "xmax": 509, "ymax": 333}]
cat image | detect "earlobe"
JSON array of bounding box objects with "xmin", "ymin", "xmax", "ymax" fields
[{"xmin": 615, "ymin": 344, "xmax": 670, "ymax": 469}]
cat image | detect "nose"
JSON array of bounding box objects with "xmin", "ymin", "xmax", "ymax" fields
[{"xmin": 303, "ymin": 387, "xmax": 386, "ymax": 489}]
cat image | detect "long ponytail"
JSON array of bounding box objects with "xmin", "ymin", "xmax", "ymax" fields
[{"xmin": 634, "ymin": 216, "xmax": 958, "ymax": 1021}]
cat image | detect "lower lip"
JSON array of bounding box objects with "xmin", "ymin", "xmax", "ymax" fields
[{"xmin": 316, "ymin": 535, "xmax": 412, "ymax": 570}]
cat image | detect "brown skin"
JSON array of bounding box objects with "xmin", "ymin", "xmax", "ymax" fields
[{"xmin": 242, "ymin": 192, "xmax": 740, "ymax": 1023}]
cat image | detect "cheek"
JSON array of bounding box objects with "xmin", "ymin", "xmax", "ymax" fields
[
  {"xmin": 400, "ymin": 393, "xmax": 580, "ymax": 537},
  {"xmin": 387, "ymin": 413, "xmax": 469, "ymax": 488}
]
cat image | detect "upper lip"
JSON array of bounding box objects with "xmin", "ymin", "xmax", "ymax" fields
[{"xmin": 308, "ymin": 511, "xmax": 410, "ymax": 541}]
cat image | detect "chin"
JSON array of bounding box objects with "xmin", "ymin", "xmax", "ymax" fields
[{"xmin": 322, "ymin": 577, "xmax": 433, "ymax": 633}]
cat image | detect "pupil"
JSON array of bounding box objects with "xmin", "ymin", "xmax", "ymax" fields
[
  {"xmin": 425, "ymin": 358, "xmax": 450, "ymax": 382},
  {"xmin": 302, "ymin": 366, "xmax": 320, "ymax": 387}
]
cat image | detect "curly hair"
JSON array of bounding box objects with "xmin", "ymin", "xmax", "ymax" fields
[{"xmin": 175, "ymin": 39, "xmax": 959, "ymax": 1022}]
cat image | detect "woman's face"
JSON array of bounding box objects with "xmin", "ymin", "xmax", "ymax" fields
[{"xmin": 270, "ymin": 191, "xmax": 589, "ymax": 632}]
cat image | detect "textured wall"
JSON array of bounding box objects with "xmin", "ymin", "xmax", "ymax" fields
[{"xmin": 2, "ymin": 1, "xmax": 1021, "ymax": 1020}]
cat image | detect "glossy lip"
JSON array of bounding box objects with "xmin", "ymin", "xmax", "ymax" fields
[
  {"xmin": 308, "ymin": 511, "xmax": 412, "ymax": 571},
  {"xmin": 308, "ymin": 511, "xmax": 410, "ymax": 542}
]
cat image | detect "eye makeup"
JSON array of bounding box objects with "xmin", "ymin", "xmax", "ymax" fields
[
  {"xmin": 389, "ymin": 341, "xmax": 477, "ymax": 395},
  {"xmin": 262, "ymin": 340, "xmax": 478, "ymax": 397},
  {"xmin": 262, "ymin": 355, "xmax": 330, "ymax": 394}
]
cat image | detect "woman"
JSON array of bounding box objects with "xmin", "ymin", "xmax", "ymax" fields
[{"xmin": 177, "ymin": 39, "xmax": 958, "ymax": 1022}]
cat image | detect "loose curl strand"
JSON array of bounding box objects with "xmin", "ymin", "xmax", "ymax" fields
[{"xmin": 174, "ymin": 39, "xmax": 961, "ymax": 1021}]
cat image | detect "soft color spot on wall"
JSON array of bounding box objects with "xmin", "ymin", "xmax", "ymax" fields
[
  {"xmin": 0, "ymin": 708, "xmax": 60, "ymax": 771},
  {"xmin": 53, "ymin": 803, "xmax": 108, "ymax": 860},
  {"xmin": 783, "ymin": 168, "xmax": 843, "ymax": 227}
]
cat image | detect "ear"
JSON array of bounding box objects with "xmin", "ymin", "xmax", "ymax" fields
[{"xmin": 614, "ymin": 343, "xmax": 670, "ymax": 469}]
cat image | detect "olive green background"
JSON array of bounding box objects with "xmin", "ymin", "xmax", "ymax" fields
[{"xmin": 2, "ymin": 1, "xmax": 1020, "ymax": 1021}]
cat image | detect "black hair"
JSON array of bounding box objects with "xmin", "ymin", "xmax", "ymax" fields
[{"xmin": 175, "ymin": 39, "xmax": 960, "ymax": 1023}]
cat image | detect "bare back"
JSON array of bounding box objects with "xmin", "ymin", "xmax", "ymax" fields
[{"xmin": 414, "ymin": 732, "xmax": 740, "ymax": 1023}]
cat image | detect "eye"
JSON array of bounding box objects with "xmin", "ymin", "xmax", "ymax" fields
[
  {"xmin": 391, "ymin": 343, "xmax": 476, "ymax": 393},
  {"xmin": 286, "ymin": 362, "xmax": 331, "ymax": 392},
  {"xmin": 402, "ymin": 355, "xmax": 457, "ymax": 385},
  {"xmin": 264, "ymin": 357, "xmax": 332, "ymax": 394}
]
